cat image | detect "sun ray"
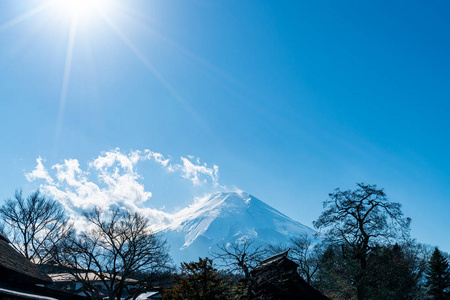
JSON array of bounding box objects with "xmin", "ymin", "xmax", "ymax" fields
[
  {"xmin": 0, "ymin": 3, "xmax": 50, "ymax": 32},
  {"xmin": 111, "ymin": 4, "xmax": 257, "ymax": 117},
  {"xmin": 117, "ymin": 8, "xmax": 281, "ymax": 135},
  {"xmin": 54, "ymin": 16, "xmax": 78, "ymax": 155},
  {"xmin": 98, "ymin": 9, "xmax": 220, "ymax": 144},
  {"xmin": 115, "ymin": 3, "xmax": 245, "ymax": 92},
  {"xmin": 98, "ymin": 11, "xmax": 189, "ymax": 108}
]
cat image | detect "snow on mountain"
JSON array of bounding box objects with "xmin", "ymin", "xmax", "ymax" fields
[{"xmin": 162, "ymin": 191, "xmax": 316, "ymax": 264}]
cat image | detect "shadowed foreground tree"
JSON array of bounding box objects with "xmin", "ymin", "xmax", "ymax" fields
[
  {"xmin": 425, "ymin": 248, "xmax": 450, "ymax": 300},
  {"xmin": 163, "ymin": 257, "xmax": 239, "ymax": 300},
  {"xmin": 313, "ymin": 183, "xmax": 410, "ymax": 300},
  {"xmin": 52, "ymin": 208, "xmax": 171, "ymax": 300},
  {"xmin": 0, "ymin": 189, "xmax": 71, "ymax": 263},
  {"xmin": 211, "ymin": 239, "xmax": 267, "ymax": 282},
  {"xmin": 365, "ymin": 244, "xmax": 418, "ymax": 299},
  {"xmin": 314, "ymin": 244, "xmax": 358, "ymax": 299},
  {"xmin": 315, "ymin": 242, "xmax": 425, "ymax": 299}
]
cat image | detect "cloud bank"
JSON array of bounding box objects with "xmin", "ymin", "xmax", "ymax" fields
[{"xmin": 25, "ymin": 148, "xmax": 220, "ymax": 229}]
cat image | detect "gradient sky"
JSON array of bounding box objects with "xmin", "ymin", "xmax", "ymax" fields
[{"xmin": 0, "ymin": 0, "xmax": 449, "ymax": 251}]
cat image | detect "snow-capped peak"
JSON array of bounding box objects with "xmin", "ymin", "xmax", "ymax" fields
[{"xmin": 163, "ymin": 192, "xmax": 316, "ymax": 264}]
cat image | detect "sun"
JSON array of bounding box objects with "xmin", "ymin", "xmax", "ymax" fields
[{"xmin": 55, "ymin": 0, "xmax": 107, "ymax": 18}]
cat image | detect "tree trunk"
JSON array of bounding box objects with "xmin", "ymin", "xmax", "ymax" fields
[{"xmin": 357, "ymin": 255, "xmax": 367, "ymax": 300}]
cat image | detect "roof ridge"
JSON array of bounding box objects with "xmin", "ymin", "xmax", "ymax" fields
[{"xmin": 260, "ymin": 248, "xmax": 290, "ymax": 265}]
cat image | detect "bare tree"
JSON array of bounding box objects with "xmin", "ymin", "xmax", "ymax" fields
[
  {"xmin": 313, "ymin": 183, "xmax": 410, "ymax": 300},
  {"xmin": 289, "ymin": 233, "xmax": 321, "ymax": 284},
  {"xmin": 267, "ymin": 234, "xmax": 321, "ymax": 284},
  {"xmin": 52, "ymin": 208, "xmax": 171, "ymax": 300},
  {"xmin": 0, "ymin": 189, "xmax": 71, "ymax": 263},
  {"xmin": 211, "ymin": 239, "xmax": 267, "ymax": 281}
]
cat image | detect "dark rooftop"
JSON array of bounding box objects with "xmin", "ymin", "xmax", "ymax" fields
[{"xmin": 0, "ymin": 236, "xmax": 52, "ymax": 285}]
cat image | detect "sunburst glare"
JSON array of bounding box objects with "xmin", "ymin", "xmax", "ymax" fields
[
  {"xmin": 0, "ymin": 0, "xmax": 205, "ymax": 155},
  {"xmin": 0, "ymin": 3, "xmax": 50, "ymax": 32},
  {"xmin": 53, "ymin": 0, "xmax": 108, "ymax": 17}
]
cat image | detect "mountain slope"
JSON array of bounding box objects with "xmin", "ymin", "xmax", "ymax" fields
[{"xmin": 163, "ymin": 192, "xmax": 316, "ymax": 264}]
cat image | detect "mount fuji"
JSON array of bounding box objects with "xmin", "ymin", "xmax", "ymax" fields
[{"xmin": 162, "ymin": 192, "xmax": 316, "ymax": 264}]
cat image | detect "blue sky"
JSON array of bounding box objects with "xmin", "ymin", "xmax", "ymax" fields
[{"xmin": 0, "ymin": 0, "xmax": 449, "ymax": 251}]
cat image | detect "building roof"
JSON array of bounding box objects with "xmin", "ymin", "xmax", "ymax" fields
[
  {"xmin": 0, "ymin": 233, "xmax": 11, "ymax": 243},
  {"xmin": 258, "ymin": 249, "xmax": 291, "ymax": 267},
  {"xmin": 0, "ymin": 236, "xmax": 52, "ymax": 284},
  {"xmin": 49, "ymin": 272, "xmax": 138, "ymax": 284},
  {"xmin": 136, "ymin": 291, "xmax": 161, "ymax": 299},
  {"xmin": 250, "ymin": 249, "xmax": 330, "ymax": 300},
  {"xmin": 0, "ymin": 287, "xmax": 58, "ymax": 300}
]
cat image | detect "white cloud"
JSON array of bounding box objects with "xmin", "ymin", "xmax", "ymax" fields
[
  {"xmin": 25, "ymin": 157, "xmax": 54, "ymax": 184},
  {"xmin": 142, "ymin": 149, "xmax": 172, "ymax": 168},
  {"xmin": 178, "ymin": 156, "xmax": 219, "ymax": 186},
  {"xmin": 90, "ymin": 148, "xmax": 140, "ymax": 173},
  {"xmin": 25, "ymin": 148, "xmax": 221, "ymax": 229}
]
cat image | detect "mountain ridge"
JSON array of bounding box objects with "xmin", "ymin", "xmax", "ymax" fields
[{"xmin": 163, "ymin": 191, "xmax": 316, "ymax": 264}]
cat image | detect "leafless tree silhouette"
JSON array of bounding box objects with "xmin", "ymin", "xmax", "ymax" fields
[
  {"xmin": 0, "ymin": 189, "xmax": 71, "ymax": 263},
  {"xmin": 211, "ymin": 238, "xmax": 267, "ymax": 280},
  {"xmin": 52, "ymin": 208, "xmax": 171, "ymax": 300}
]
